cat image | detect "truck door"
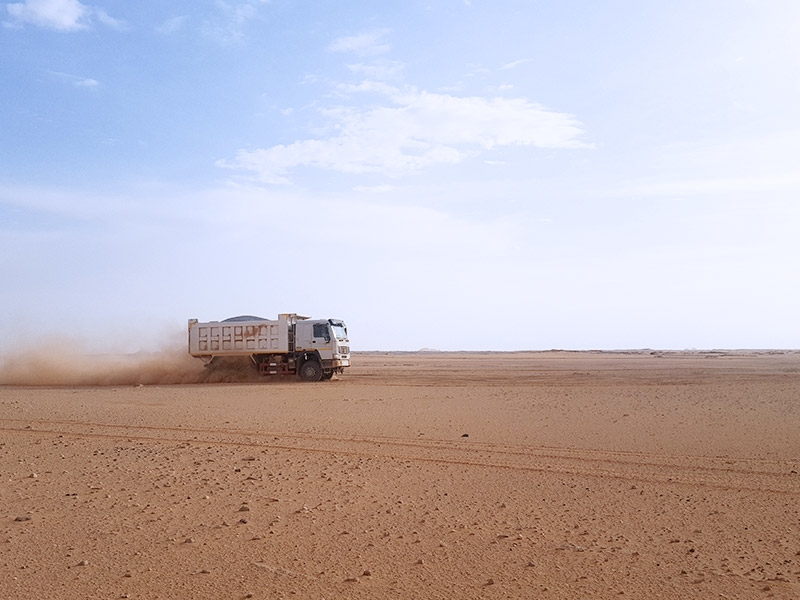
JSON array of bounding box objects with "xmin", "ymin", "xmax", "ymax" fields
[
  {"xmin": 296, "ymin": 321, "xmax": 331, "ymax": 355},
  {"xmin": 312, "ymin": 323, "xmax": 332, "ymax": 352},
  {"xmin": 311, "ymin": 322, "xmax": 332, "ymax": 359}
]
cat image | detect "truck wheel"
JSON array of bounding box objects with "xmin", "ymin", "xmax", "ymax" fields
[
  {"xmin": 299, "ymin": 360, "xmax": 322, "ymax": 382},
  {"xmin": 322, "ymin": 370, "xmax": 334, "ymax": 380}
]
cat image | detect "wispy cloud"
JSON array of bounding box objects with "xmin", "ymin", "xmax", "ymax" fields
[
  {"xmin": 615, "ymin": 130, "xmax": 800, "ymax": 198},
  {"xmin": 48, "ymin": 69, "xmax": 99, "ymax": 88},
  {"xmin": 346, "ymin": 60, "xmax": 405, "ymax": 81},
  {"xmin": 218, "ymin": 83, "xmax": 593, "ymax": 184},
  {"xmin": 93, "ymin": 7, "xmax": 125, "ymax": 30},
  {"xmin": 501, "ymin": 58, "xmax": 533, "ymax": 70},
  {"xmin": 6, "ymin": 0, "xmax": 89, "ymax": 30},
  {"xmin": 616, "ymin": 173, "xmax": 800, "ymax": 198},
  {"xmin": 233, "ymin": 22, "xmax": 587, "ymax": 186},
  {"xmin": 353, "ymin": 184, "xmax": 397, "ymax": 193},
  {"xmin": 329, "ymin": 29, "xmax": 391, "ymax": 56},
  {"xmin": 5, "ymin": 0, "xmax": 125, "ymax": 31},
  {"xmin": 156, "ymin": 15, "xmax": 189, "ymax": 35},
  {"xmin": 201, "ymin": 0, "xmax": 269, "ymax": 44}
]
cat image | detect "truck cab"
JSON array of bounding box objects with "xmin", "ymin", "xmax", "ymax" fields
[{"xmin": 296, "ymin": 318, "xmax": 350, "ymax": 378}]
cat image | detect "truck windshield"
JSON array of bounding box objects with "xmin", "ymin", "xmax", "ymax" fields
[{"xmin": 331, "ymin": 324, "xmax": 348, "ymax": 340}]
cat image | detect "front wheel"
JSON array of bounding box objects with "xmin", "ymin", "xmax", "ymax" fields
[{"xmin": 298, "ymin": 360, "xmax": 323, "ymax": 382}]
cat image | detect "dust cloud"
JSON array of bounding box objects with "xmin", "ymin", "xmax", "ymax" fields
[{"xmin": 0, "ymin": 341, "xmax": 265, "ymax": 386}]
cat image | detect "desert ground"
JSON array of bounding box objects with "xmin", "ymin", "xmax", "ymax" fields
[{"xmin": 1, "ymin": 350, "xmax": 799, "ymax": 599}]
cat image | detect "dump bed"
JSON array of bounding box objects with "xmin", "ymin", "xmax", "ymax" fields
[{"xmin": 188, "ymin": 314, "xmax": 296, "ymax": 358}]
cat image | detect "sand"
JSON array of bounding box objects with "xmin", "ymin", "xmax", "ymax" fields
[{"xmin": 1, "ymin": 350, "xmax": 799, "ymax": 599}]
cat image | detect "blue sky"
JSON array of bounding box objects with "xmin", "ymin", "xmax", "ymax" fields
[{"xmin": 1, "ymin": 0, "xmax": 799, "ymax": 352}]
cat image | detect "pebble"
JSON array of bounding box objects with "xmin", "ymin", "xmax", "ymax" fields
[
  {"xmin": 14, "ymin": 516, "xmax": 31, "ymax": 522},
  {"xmin": 239, "ymin": 505, "xmax": 251, "ymax": 512},
  {"xmin": 78, "ymin": 560, "xmax": 89, "ymax": 566}
]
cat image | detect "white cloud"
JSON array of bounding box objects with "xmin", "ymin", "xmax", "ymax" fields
[
  {"xmin": 6, "ymin": 0, "xmax": 89, "ymax": 30},
  {"xmin": 501, "ymin": 58, "xmax": 533, "ymax": 70},
  {"xmin": 48, "ymin": 69, "xmax": 99, "ymax": 88},
  {"xmin": 329, "ymin": 29, "xmax": 391, "ymax": 56},
  {"xmin": 5, "ymin": 0, "xmax": 125, "ymax": 31},
  {"xmin": 218, "ymin": 85, "xmax": 592, "ymax": 184},
  {"xmin": 202, "ymin": 0, "xmax": 269, "ymax": 44},
  {"xmin": 346, "ymin": 60, "xmax": 405, "ymax": 81},
  {"xmin": 334, "ymin": 80, "xmax": 399, "ymax": 96},
  {"xmin": 93, "ymin": 7, "xmax": 124, "ymax": 30}
]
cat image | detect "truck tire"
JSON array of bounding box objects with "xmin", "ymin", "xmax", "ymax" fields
[{"xmin": 299, "ymin": 360, "xmax": 322, "ymax": 382}]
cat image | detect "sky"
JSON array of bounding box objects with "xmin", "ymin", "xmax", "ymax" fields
[{"xmin": 1, "ymin": 0, "xmax": 799, "ymax": 352}]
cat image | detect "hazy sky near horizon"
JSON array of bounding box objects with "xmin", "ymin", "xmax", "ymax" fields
[{"xmin": 1, "ymin": 0, "xmax": 799, "ymax": 352}]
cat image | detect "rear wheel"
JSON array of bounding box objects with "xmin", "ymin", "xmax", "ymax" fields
[{"xmin": 299, "ymin": 360, "xmax": 322, "ymax": 382}]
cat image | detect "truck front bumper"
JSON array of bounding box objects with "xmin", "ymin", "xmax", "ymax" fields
[{"xmin": 325, "ymin": 358, "xmax": 350, "ymax": 369}]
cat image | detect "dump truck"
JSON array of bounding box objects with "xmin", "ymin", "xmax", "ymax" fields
[{"xmin": 188, "ymin": 314, "xmax": 350, "ymax": 381}]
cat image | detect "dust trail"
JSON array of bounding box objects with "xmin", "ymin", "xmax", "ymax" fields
[{"xmin": 0, "ymin": 341, "xmax": 266, "ymax": 386}]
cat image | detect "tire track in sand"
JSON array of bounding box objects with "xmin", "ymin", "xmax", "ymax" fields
[{"xmin": 1, "ymin": 417, "xmax": 797, "ymax": 495}]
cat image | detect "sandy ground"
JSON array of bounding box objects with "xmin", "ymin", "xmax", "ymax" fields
[{"xmin": 1, "ymin": 350, "xmax": 799, "ymax": 599}]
